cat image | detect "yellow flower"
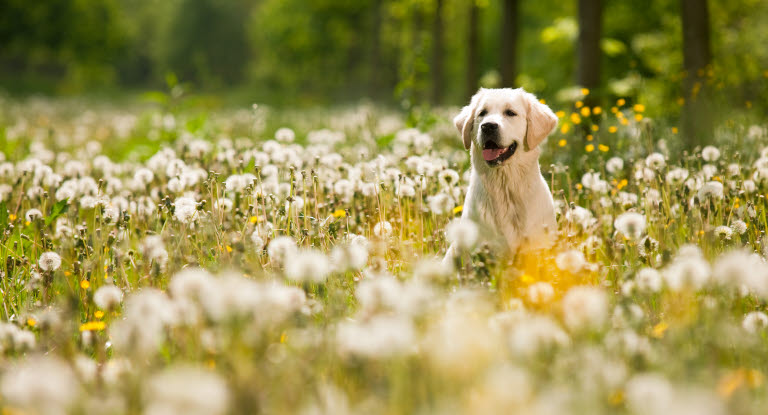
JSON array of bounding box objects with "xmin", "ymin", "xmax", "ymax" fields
[
  {"xmin": 718, "ymin": 370, "xmax": 745, "ymax": 398},
  {"xmin": 94, "ymin": 310, "xmax": 105, "ymax": 319},
  {"xmin": 27, "ymin": 318, "xmax": 36, "ymax": 327},
  {"xmin": 617, "ymin": 179, "xmax": 628, "ymax": 189},
  {"xmin": 633, "ymin": 104, "xmax": 645, "ymax": 112},
  {"xmin": 520, "ymin": 274, "xmax": 535, "ymax": 284},
  {"xmin": 280, "ymin": 332, "xmax": 287, "ymax": 343},
  {"xmin": 586, "ymin": 135, "xmax": 594, "ymax": 141},
  {"xmin": 580, "ymin": 88, "xmax": 590, "ymax": 95},
  {"xmin": 617, "ymin": 98, "xmax": 626, "ymax": 106},
  {"xmin": 332, "ymin": 209, "xmax": 347, "ymax": 218},
  {"xmin": 249, "ymin": 216, "xmax": 261, "ymax": 224},
  {"xmin": 591, "ymin": 124, "xmax": 599, "ymax": 131},
  {"xmin": 598, "ymin": 144, "xmax": 609, "ymax": 152},
  {"xmin": 79, "ymin": 321, "xmax": 106, "ymax": 332},
  {"xmin": 585, "ymin": 144, "xmax": 595, "ymax": 152},
  {"xmin": 558, "ymin": 139, "xmax": 567, "ymax": 147},
  {"xmin": 593, "ymin": 106, "xmax": 602, "ymax": 115},
  {"xmin": 580, "ymin": 106, "xmax": 591, "ymax": 117},
  {"xmin": 560, "ymin": 124, "xmax": 571, "ymax": 134},
  {"xmin": 225, "ymin": 245, "xmax": 233, "ymax": 253},
  {"xmin": 634, "ymin": 114, "xmax": 644, "ymax": 122},
  {"xmin": 608, "ymin": 126, "xmax": 618, "ymax": 133},
  {"xmin": 575, "ymin": 100, "xmax": 583, "ymax": 108},
  {"xmin": 746, "ymin": 101, "xmax": 752, "ymax": 109},
  {"xmin": 620, "ymin": 118, "xmax": 629, "ymax": 126},
  {"xmin": 651, "ymin": 321, "xmax": 668, "ymax": 338},
  {"xmin": 9, "ymin": 214, "xmax": 16, "ymax": 221},
  {"xmin": 80, "ymin": 280, "xmax": 90, "ymax": 290},
  {"xmin": 672, "ymin": 127, "xmax": 679, "ymax": 134},
  {"xmin": 570, "ymin": 113, "xmax": 582, "ymax": 124},
  {"xmin": 610, "ymin": 106, "xmax": 618, "ymax": 114},
  {"xmin": 555, "ymin": 110, "xmax": 565, "ymax": 118},
  {"xmin": 539, "ymin": 98, "xmax": 546, "ymax": 104},
  {"xmin": 452, "ymin": 205, "xmax": 463, "ymax": 214}
]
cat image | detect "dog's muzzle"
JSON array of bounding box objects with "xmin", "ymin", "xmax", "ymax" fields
[{"xmin": 480, "ymin": 123, "xmax": 517, "ymax": 166}]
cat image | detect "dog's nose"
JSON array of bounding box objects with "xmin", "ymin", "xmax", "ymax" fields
[{"xmin": 481, "ymin": 122, "xmax": 498, "ymax": 133}]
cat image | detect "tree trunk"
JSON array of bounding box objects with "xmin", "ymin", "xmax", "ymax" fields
[
  {"xmin": 500, "ymin": 0, "xmax": 519, "ymax": 87},
  {"xmin": 576, "ymin": 0, "xmax": 602, "ymax": 106},
  {"xmin": 465, "ymin": 1, "xmax": 479, "ymax": 101},
  {"xmin": 681, "ymin": 0, "xmax": 712, "ymax": 147},
  {"xmin": 430, "ymin": 0, "xmax": 444, "ymax": 105}
]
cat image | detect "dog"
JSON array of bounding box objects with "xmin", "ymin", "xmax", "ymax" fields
[{"xmin": 445, "ymin": 87, "xmax": 558, "ymax": 261}]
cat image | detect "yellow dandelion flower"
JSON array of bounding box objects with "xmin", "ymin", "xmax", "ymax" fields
[
  {"xmin": 27, "ymin": 318, "xmax": 36, "ymax": 327},
  {"xmin": 586, "ymin": 144, "xmax": 595, "ymax": 152},
  {"xmin": 539, "ymin": 98, "xmax": 546, "ymax": 104},
  {"xmin": 593, "ymin": 106, "xmax": 602, "ymax": 115},
  {"xmin": 610, "ymin": 106, "xmax": 618, "ymax": 114},
  {"xmin": 570, "ymin": 113, "xmax": 582, "ymax": 124},
  {"xmin": 633, "ymin": 104, "xmax": 645, "ymax": 112},
  {"xmin": 634, "ymin": 114, "xmax": 644, "ymax": 122},
  {"xmin": 580, "ymin": 106, "xmax": 591, "ymax": 117},
  {"xmin": 452, "ymin": 205, "xmax": 463, "ymax": 214},
  {"xmin": 620, "ymin": 118, "xmax": 629, "ymax": 126},
  {"xmin": 94, "ymin": 310, "xmax": 105, "ymax": 319},
  {"xmin": 555, "ymin": 110, "xmax": 565, "ymax": 118},
  {"xmin": 608, "ymin": 126, "xmax": 618, "ymax": 133},
  {"xmin": 225, "ymin": 245, "xmax": 233, "ymax": 253},
  {"xmin": 249, "ymin": 216, "xmax": 261, "ymax": 224},
  {"xmin": 598, "ymin": 144, "xmax": 609, "ymax": 152},
  {"xmin": 80, "ymin": 280, "xmax": 90, "ymax": 290},
  {"xmin": 520, "ymin": 274, "xmax": 535, "ymax": 284},
  {"xmin": 591, "ymin": 124, "xmax": 599, "ymax": 132},
  {"xmin": 617, "ymin": 98, "xmax": 626, "ymax": 106},
  {"xmin": 558, "ymin": 139, "xmax": 567, "ymax": 147},
  {"xmin": 79, "ymin": 321, "xmax": 106, "ymax": 332},
  {"xmin": 672, "ymin": 127, "xmax": 679, "ymax": 134},
  {"xmin": 575, "ymin": 100, "xmax": 583, "ymax": 108},
  {"xmin": 586, "ymin": 134, "xmax": 594, "ymax": 141},
  {"xmin": 9, "ymin": 214, "xmax": 16, "ymax": 221},
  {"xmin": 280, "ymin": 332, "xmax": 287, "ymax": 343},
  {"xmin": 580, "ymin": 88, "xmax": 590, "ymax": 95},
  {"xmin": 332, "ymin": 209, "xmax": 347, "ymax": 218},
  {"xmin": 618, "ymin": 179, "xmax": 628, "ymax": 189},
  {"xmin": 651, "ymin": 321, "xmax": 669, "ymax": 338},
  {"xmin": 561, "ymin": 124, "xmax": 571, "ymax": 134}
]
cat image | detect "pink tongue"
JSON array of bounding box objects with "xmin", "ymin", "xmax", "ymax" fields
[{"xmin": 483, "ymin": 147, "xmax": 507, "ymax": 161}]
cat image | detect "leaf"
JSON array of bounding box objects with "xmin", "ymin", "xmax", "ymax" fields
[
  {"xmin": 376, "ymin": 133, "xmax": 396, "ymax": 148},
  {"xmin": 0, "ymin": 201, "xmax": 7, "ymax": 232},
  {"xmin": 45, "ymin": 199, "xmax": 69, "ymax": 226}
]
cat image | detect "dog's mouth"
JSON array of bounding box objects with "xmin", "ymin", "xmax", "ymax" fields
[{"xmin": 482, "ymin": 141, "xmax": 518, "ymax": 166}]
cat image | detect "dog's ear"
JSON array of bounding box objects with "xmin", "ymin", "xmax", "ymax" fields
[
  {"xmin": 454, "ymin": 89, "xmax": 484, "ymax": 150},
  {"xmin": 522, "ymin": 91, "xmax": 558, "ymax": 151}
]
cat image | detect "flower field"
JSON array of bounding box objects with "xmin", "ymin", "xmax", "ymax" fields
[{"xmin": 1, "ymin": 95, "xmax": 768, "ymax": 414}]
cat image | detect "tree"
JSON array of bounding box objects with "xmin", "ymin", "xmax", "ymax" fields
[
  {"xmin": 500, "ymin": 0, "xmax": 520, "ymax": 87},
  {"xmin": 430, "ymin": 0, "xmax": 444, "ymax": 104},
  {"xmin": 465, "ymin": 1, "xmax": 480, "ymax": 101},
  {"xmin": 680, "ymin": 0, "xmax": 713, "ymax": 146},
  {"xmin": 576, "ymin": 0, "xmax": 602, "ymax": 106}
]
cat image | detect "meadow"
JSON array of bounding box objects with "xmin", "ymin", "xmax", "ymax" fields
[{"xmin": 1, "ymin": 92, "xmax": 767, "ymax": 415}]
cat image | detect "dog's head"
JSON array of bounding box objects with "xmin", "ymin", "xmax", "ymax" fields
[{"xmin": 454, "ymin": 88, "xmax": 558, "ymax": 167}]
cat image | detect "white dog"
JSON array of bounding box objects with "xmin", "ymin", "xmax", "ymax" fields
[{"xmin": 445, "ymin": 87, "xmax": 558, "ymax": 260}]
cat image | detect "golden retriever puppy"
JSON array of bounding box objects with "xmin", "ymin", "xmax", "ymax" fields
[{"xmin": 446, "ymin": 88, "xmax": 558, "ymax": 261}]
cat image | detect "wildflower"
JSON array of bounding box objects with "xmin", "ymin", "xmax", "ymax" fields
[
  {"xmin": 285, "ymin": 249, "xmax": 330, "ymax": 283},
  {"xmin": 173, "ymin": 196, "xmax": 198, "ymax": 223},
  {"xmin": 267, "ymin": 236, "xmax": 297, "ymax": 264},
  {"xmin": 742, "ymin": 312, "xmax": 768, "ymax": 333},
  {"xmin": 428, "ymin": 193, "xmax": 455, "ymax": 215},
  {"xmin": 731, "ymin": 220, "xmax": 747, "ymax": 235},
  {"xmin": 337, "ymin": 315, "xmax": 415, "ymax": 359},
  {"xmin": 250, "ymin": 232, "xmax": 265, "ymax": 252},
  {"xmin": 445, "ymin": 218, "xmax": 479, "ymax": 251},
  {"xmin": 555, "ymin": 250, "xmax": 586, "ymax": 274},
  {"xmin": 606, "ymin": 157, "xmax": 624, "ymax": 175},
  {"xmin": 25, "ymin": 208, "xmax": 43, "ymax": 222},
  {"xmin": 438, "ymin": 169, "xmax": 460, "ymax": 189},
  {"xmin": 38, "ymin": 252, "xmax": 62, "ymax": 272},
  {"xmin": 644, "ymin": 153, "xmax": 666, "ymax": 170},
  {"xmin": 331, "ymin": 243, "xmax": 368, "ymax": 272},
  {"xmin": 697, "ymin": 181, "xmax": 724, "ymax": 201},
  {"xmin": 94, "ymin": 285, "xmax": 124, "ymax": 311},
  {"xmin": 275, "ymin": 127, "xmax": 295, "ymax": 143},
  {"xmin": 663, "ymin": 247, "xmax": 711, "ymax": 291},
  {"xmin": 561, "ymin": 286, "xmax": 608, "ymax": 331},
  {"xmin": 373, "ymin": 221, "xmax": 393, "ymax": 238},
  {"xmin": 666, "ymin": 168, "xmax": 689, "ymax": 185},
  {"xmin": 527, "ymin": 282, "xmax": 555, "ymax": 304},
  {"xmin": 635, "ymin": 268, "xmax": 662, "ymax": 292},
  {"xmin": 702, "ymin": 145, "xmax": 721, "ymax": 162},
  {"xmin": 0, "ymin": 357, "xmax": 79, "ymax": 415},
  {"xmin": 714, "ymin": 226, "xmax": 733, "ymax": 240},
  {"xmin": 145, "ymin": 366, "xmax": 229, "ymax": 415},
  {"xmin": 614, "ymin": 212, "xmax": 647, "ymax": 240}
]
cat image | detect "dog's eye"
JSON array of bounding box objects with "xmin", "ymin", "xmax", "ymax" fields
[
  {"xmin": 478, "ymin": 109, "xmax": 487, "ymax": 117},
  {"xmin": 504, "ymin": 109, "xmax": 517, "ymax": 117}
]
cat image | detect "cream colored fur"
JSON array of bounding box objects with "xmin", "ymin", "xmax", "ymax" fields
[{"xmin": 446, "ymin": 88, "xmax": 558, "ymax": 261}]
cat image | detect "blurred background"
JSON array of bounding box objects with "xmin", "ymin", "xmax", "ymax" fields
[{"xmin": 1, "ymin": 0, "xmax": 766, "ymax": 144}]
